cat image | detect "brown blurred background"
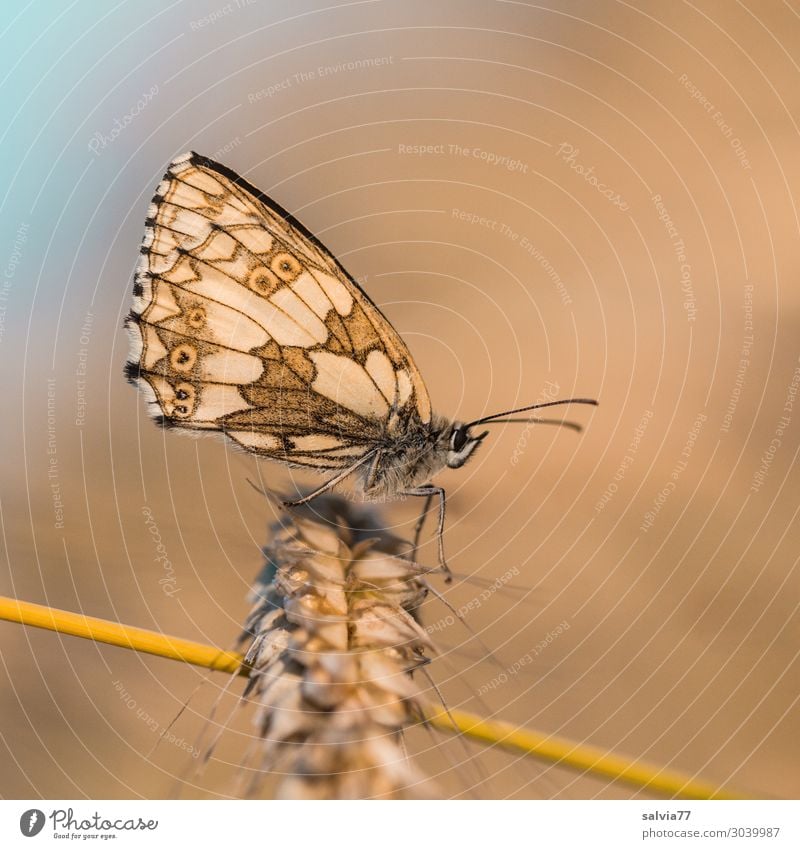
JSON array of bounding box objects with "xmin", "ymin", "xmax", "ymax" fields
[{"xmin": 1, "ymin": 0, "xmax": 798, "ymax": 799}]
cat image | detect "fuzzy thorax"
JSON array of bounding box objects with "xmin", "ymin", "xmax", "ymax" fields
[{"xmin": 359, "ymin": 413, "xmax": 485, "ymax": 497}]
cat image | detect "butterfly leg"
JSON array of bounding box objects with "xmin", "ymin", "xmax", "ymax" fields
[
  {"xmin": 412, "ymin": 489, "xmax": 435, "ymax": 552},
  {"xmin": 282, "ymin": 451, "xmax": 378, "ymax": 508},
  {"xmin": 403, "ymin": 485, "xmax": 451, "ymax": 583}
]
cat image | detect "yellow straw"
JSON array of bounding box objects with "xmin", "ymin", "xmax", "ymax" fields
[
  {"xmin": 0, "ymin": 596, "xmax": 243, "ymax": 675},
  {"xmin": 423, "ymin": 707, "xmax": 741, "ymax": 799},
  {"xmin": 0, "ymin": 595, "xmax": 742, "ymax": 799}
]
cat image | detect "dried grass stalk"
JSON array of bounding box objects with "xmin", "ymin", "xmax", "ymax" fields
[{"xmin": 239, "ymin": 495, "xmax": 437, "ymax": 799}]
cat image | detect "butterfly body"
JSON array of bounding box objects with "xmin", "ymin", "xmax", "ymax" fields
[
  {"xmin": 126, "ymin": 152, "xmax": 594, "ymax": 577},
  {"xmin": 358, "ymin": 414, "xmax": 485, "ymax": 499}
]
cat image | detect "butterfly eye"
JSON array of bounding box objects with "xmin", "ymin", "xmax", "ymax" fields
[
  {"xmin": 270, "ymin": 251, "xmax": 302, "ymax": 282},
  {"xmin": 451, "ymin": 427, "xmax": 468, "ymax": 452},
  {"xmin": 169, "ymin": 343, "xmax": 197, "ymax": 373},
  {"xmin": 172, "ymin": 382, "xmax": 196, "ymax": 418},
  {"xmin": 249, "ymin": 268, "xmax": 280, "ymax": 296}
]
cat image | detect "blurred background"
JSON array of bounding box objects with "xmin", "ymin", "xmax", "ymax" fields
[{"xmin": 1, "ymin": 0, "xmax": 798, "ymax": 799}]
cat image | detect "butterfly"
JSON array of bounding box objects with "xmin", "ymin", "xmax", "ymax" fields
[{"xmin": 125, "ymin": 152, "xmax": 597, "ymax": 578}]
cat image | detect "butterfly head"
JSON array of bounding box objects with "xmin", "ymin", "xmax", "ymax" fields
[
  {"xmin": 445, "ymin": 423, "xmax": 489, "ymax": 469},
  {"xmin": 440, "ymin": 397, "xmax": 600, "ymax": 471}
]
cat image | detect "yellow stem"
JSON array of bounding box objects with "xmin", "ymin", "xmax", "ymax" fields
[
  {"xmin": 423, "ymin": 707, "xmax": 741, "ymax": 799},
  {"xmin": 0, "ymin": 595, "xmax": 243, "ymax": 675},
  {"xmin": 0, "ymin": 595, "xmax": 742, "ymax": 799}
]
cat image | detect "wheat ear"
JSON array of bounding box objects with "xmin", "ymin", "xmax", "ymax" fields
[{"xmin": 239, "ymin": 495, "xmax": 438, "ymax": 799}]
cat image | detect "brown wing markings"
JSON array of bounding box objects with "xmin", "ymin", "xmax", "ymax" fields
[
  {"xmin": 154, "ymin": 196, "xmax": 239, "ymax": 229},
  {"xmin": 164, "ymin": 174, "xmax": 234, "ymax": 219},
  {"xmin": 324, "ymin": 302, "xmax": 402, "ymax": 411},
  {"xmin": 131, "ymin": 153, "xmax": 433, "ymax": 455},
  {"xmin": 281, "ymin": 346, "xmax": 315, "ymax": 384},
  {"xmin": 143, "ymin": 405, "xmax": 362, "ymax": 471},
  {"xmin": 137, "ymin": 326, "xmax": 261, "ymax": 383},
  {"xmin": 141, "ymin": 270, "xmax": 268, "ymax": 348},
  {"xmin": 143, "ymin": 271, "xmax": 252, "ymax": 331},
  {"xmin": 133, "ymin": 328, "xmax": 374, "ymax": 439},
  {"xmin": 208, "ymin": 155, "xmax": 429, "ymax": 406},
  {"xmin": 152, "ymin": 197, "xmax": 278, "ymax": 270},
  {"xmin": 135, "ymin": 286, "xmax": 230, "ymax": 351},
  {"xmin": 339, "ymin": 300, "xmax": 380, "ymax": 359},
  {"xmin": 276, "ymin": 262, "xmax": 352, "ymax": 353},
  {"xmin": 144, "ymin": 271, "xmax": 383, "ymax": 428},
  {"xmin": 240, "ymin": 366, "xmax": 385, "ymax": 441},
  {"xmin": 187, "ymin": 154, "xmax": 432, "ymax": 423},
  {"xmin": 151, "ymin": 251, "xmax": 330, "ymax": 350},
  {"xmin": 264, "ymin": 348, "xmax": 350, "ymax": 426},
  {"xmin": 157, "ymin": 195, "xmax": 303, "ymax": 281},
  {"xmin": 143, "ymin": 216, "xmax": 260, "ymax": 264},
  {"xmin": 345, "ymin": 296, "xmax": 430, "ymax": 423},
  {"xmin": 338, "ymin": 305, "xmax": 412, "ymax": 412},
  {"xmin": 219, "ymin": 412, "xmax": 371, "ymax": 441},
  {"xmin": 219, "ymin": 236, "xmax": 353, "ymax": 352},
  {"xmin": 251, "ymin": 337, "xmax": 282, "ymax": 361},
  {"xmin": 142, "ymin": 247, "xmax": 169, "ymax": 259},
  {"xmin": 157, "ymin": 198, "xmax": 273, "ymax": 258},
  {"xmin": 147, "ymin": 200, "xmax": 272, "ymax": 282},
  {"xmin": 145, "ymin": 221, "xmax": 202, "ymax": 255},
  {"xmin": 226, "ymin": 386, "xmax": 380, "ymax": 438},
  {"xmin": 322, "ymin": 309, "xmax": 352, "ymax": 355},
  {"xmin": 136, "ymin": 306, "xmax": 379, "ymax": 435},
  {"xmin": 216, "ymin": 176, "xmax": 325, "ymax": 269}
]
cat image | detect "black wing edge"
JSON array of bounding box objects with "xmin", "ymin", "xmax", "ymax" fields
[
  {"xmin": 186, "ymin": 151, "xmax": 385, "ymax": 313},
  {"xmin": 123, "ymin": 150, "xmax": 395, "ymax": 435}
]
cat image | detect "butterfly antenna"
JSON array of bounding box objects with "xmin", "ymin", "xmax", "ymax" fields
[
  {"xmin": 467, "ymin": 397, "xmax": 598, "ymax": 429},
  {"xmin": 486, "ymin": 416, "xmax": 586, "ymax": 432}
]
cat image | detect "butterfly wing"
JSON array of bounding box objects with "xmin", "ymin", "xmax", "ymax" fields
[{"xmin": 125, "ymin": 151, "xmax": 432, "ymax": 470}]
